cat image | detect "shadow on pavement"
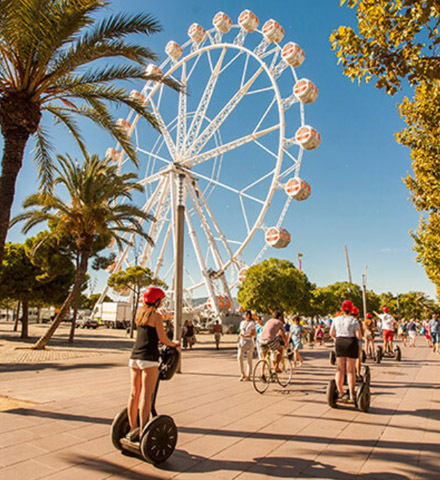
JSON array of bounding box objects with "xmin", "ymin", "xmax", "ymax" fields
[
  {"xmin": 63, "ymin": 453, "xmax": 163, "ymax": 480},
  {"xmin": 159, "ymin": 450, "xmax": 412, "ymax": 479},
  {"xmin": 0, "ymin": 361, "xmax": 120, "ymax": 373},
  {"xmin": 3, "ymin": 407, "xmax": 112, "ymax": 425}
]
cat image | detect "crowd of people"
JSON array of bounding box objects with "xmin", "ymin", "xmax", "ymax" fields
[{"xmin": 123, "ymin": 287, "xmax": 439, "ymax": 442}]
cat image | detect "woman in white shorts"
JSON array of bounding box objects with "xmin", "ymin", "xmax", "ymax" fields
[{"xmin": 127, "ymin": 287, "xmax": 180, "ymax": 441}]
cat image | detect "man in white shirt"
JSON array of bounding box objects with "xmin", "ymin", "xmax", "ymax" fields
[{"xmin": 374, "ymin": 307, "xmax": 396, "ymax": 352}]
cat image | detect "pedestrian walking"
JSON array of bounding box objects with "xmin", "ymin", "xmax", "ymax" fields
[
  {"xmin": 290, "ymin": 315, "xmax": 304, "ymax": 367},
  {"xmin": 237, "ymin": 310, "xmax": 256, "ymax": 381},
  {"xmin": 255, "ymin": 316, "xmax": 264, "ymax": 359},
  {"xmin": 213, "ymin": 320, "xmax": 223, "ymax": 349},
  {"xmin": 428, "ymin": 314, "xmax": 440, "ymax": 354},
  {"xmin": 408, "ymin": 318, "xmax": 417, "ymax": 347}
]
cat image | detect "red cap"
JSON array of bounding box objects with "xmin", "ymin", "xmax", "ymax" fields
[
  {"xmin": 144, "ymin": 287, "xmax": 165, "ymax": 304},
  {"xmin": 383, "ymin": 306, "xmax": 389, "ymax": 313},
  {"xmin": 352, "ymin": 306, "xmax": 359, "ymax": 315},
  {"xmin": 366, "ymin": 312, "xmax": 373, "ymax": 319},
  {"xmin": 341, "ymin": 300, "xmax": 353, "ymax": 313}
]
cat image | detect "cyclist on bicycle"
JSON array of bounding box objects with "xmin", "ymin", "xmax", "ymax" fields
[{"xmin": 258, "ymin": 311, "xmax": 288, "ymax": 372}]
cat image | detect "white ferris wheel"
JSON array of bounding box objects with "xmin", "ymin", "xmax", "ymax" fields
[{"xmin": 100, "ymin": 9, "xmax": 321, "ymax": 318}]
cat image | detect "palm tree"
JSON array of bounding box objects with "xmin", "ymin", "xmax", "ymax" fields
[
  {"xmin": 12, "ymin": 153, "xmax": 154, "ymax": 349},
  {"xmin": 0, "ymin": 0, "xmax": 178, "ymax": 264}
]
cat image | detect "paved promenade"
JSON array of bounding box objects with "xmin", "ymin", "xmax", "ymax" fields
[{"xmin": 0, "ymin": 322, "xmax": 439, "ymax": 479}]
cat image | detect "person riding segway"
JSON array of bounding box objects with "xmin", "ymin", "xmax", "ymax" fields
[
  {"xmin": 111, "ymin": 287, "xmax": 180, "ymax": 464},
  {"xmin": 327, "ymin": 300, "xmax": 370, "ymax": 412},
  {"xmin": 374, "ymin": 306, "xmax": 401, "ymax": 361}
]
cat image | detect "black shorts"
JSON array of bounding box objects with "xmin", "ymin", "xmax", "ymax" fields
[{"xmin": 335, "ymin": 337, "xmax": 359, "ymax": 359}]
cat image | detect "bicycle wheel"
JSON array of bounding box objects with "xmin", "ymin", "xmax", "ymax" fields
[
  {"xmin": 276, "ymin": 355, "xmax": 293, "ymax": 387},
  {"xmin": 253, "ymin": 359, "xmax": 271, "ymax": 394}
]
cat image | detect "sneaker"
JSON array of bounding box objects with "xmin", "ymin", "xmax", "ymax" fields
[{"xmin": 125, "ymin": 427, "xmax": 140, "ymax": 443}]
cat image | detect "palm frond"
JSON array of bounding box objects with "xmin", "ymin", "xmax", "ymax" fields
[
  {"xmin": 44, "ymin": 106, "xmax": 88, "ymax": 159},
  {"xmin": 33, "ymin": 124, "xmax": 55, "ymax": 192}
]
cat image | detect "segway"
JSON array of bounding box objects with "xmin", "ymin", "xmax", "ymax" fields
[
  {"xmin": 111, "ymin": 346, "xmax": 180, "ymax": 464},
  {"xmin": 376, "ymin": 344, "xmax": 401, "ymax": 362},
  {"xmin": 327, "ymin": 364, "xmax": 371, "ymax": 412}
]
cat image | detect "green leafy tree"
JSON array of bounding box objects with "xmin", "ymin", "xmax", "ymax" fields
[
  {"xmin": 81, "ymin": 293, "xmax": 113, "ymax": 311},
  {"xmin": 0, "ymin": 241, "xmax": 74, "ymax": 337},
  {"xmin": 12, "ymin": 153, "xmax": 154, "ymax": 349},
  {"xmin": 108, "ymin": 265, "xmax": 165, "ymax": 337},
  {"xmin": 331, "ymin": 0, "xmax": 440, "ymax": 95},
  {"xmin": 331, "ymin": 1, "xmax": 440, "ymax": 296},
  {"xmin": 237, "ymin": 258, "xmax": 312, "ymax": 315},
  {"xmin": 0, "ymin": 0, "xmax": 179, "ymax": 264}
]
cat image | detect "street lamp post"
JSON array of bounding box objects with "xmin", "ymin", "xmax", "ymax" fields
[{"xmin": 297, "ymin": 253, "xmax": 303, "ymax": 272}]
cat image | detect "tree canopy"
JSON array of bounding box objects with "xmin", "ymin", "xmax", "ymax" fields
[
  {"xmin": 0, "ymin": 0, "xmax": 179, "ymax": 264},
  {"xmin": 331, "ymin": 0, "xmax": 440, "ymax": 298},
  {"xmin": 331, "ymin": 0, "xmax": 440, "ymax": 95},
  {"xmin": 237, "ymin": 258, "xmax": 312, "ymax": 315}
]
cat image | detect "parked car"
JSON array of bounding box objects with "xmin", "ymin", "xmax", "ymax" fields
[{"xmin": 81, "ymin": 318, "xmax": 99, "ymax": 329}]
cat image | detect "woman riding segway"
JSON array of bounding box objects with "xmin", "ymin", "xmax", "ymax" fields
[
  {"xmin": 330, "ymin": 300, "xmax": 362, "ymax": 405},
  {"xmin": 126, "ymin": 287, "xmax": 180, "ymax": 441}
]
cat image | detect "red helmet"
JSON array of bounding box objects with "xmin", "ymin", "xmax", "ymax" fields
[
  {"xmin": 383, "ymin": 306, "xmax": 389, "ymax": 313},
  {"xmin": 366, "ymin": 312, "xmax": 373, "ymax": 319},
  {"xmin": 352, "ymin": 306, "xmax": 359, "ymax": 315},
  {"xmin": 144, "ymin": 287, "xmax": 165, "ymax": 304},
  {"xmin": 341, "ymin": 300, "xmax": 353, "ymax": 313}
]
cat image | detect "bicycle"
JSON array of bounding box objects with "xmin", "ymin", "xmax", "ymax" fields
[{"xmin": 252, "ymin": 347, "xmax": 293, "ymax": 394}]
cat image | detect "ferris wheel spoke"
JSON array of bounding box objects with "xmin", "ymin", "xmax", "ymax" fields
[
  {"xmin": 253, "ymin": 95, "xmax": 277, "ymax": 133},
  {"xmin": 150, "ymin": 98, "xmax": 177, "ymax": 159},
  {"xmin": 137, "ymin": 147, "xmax": 172, "ymax": 165},
  {"xmin": 188, "ymin": 65, "xmax": 265, "ymax": 157},
  {"xmin": 183, "ymin": 124, "xmax": 279, "ymax": 168},
  {"xmin": 153, "ymin": 221, "xmax": 172, "ymax": 278},
  {"xmin": 189, "ymin": 169, "xmax": 265, "ymax": 205},
  {"xmin": 176, "ymin": 63, "xmax": 187, "ymax": 154},
  {"xmin": 240, "ymin": 53, "xmax": 250, "ymax": 88},
  {"xmin": 239, "ymin": 195, "xmax": 251, "ymax": 235},
  {"xmin": 246, "ymin": 86, "xmax": 274, "ymax": 96},
  {"xmin": 253, "ymin": 139, "xmax": 279, "ymax": 160},
  {"xmin": 218, "ymin": 49, "xmax": 243, "ymax": 76},
  {"xmin": 241, "ymin": 168, "xmax": 276, "ymax": 194},
  {"xmin": 193, "ymin": 181, "xmax": 236, "ymax": 262},
  {"xmin": 186, "ymin": 50, "xmax": 204, "ymax": 83},
  {"xmin": 184, "ymin": 206, "xmax": 220, "ymax": 315},
  {"xmin": 138, "ymin": 168, "xmax": 169, "ymax": 187},
  {"xmin": 184, "ymin": 46, "xmax": 228, "ymax": 153},
  {"xmin": 139, "ymin": 180, "xmax": 171, "ymax": 268}
]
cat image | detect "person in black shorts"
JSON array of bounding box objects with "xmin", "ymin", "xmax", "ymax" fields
[
  {"xmin": 126, "ymin": 287, "xmax": 180, "ymax": 441},
  {"xmin": 330, "ymin": 300, "xmax": 362, "ymax": 404}
]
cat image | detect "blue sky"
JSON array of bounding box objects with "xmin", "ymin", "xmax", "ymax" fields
[{"xmin": 6, "ymin": 0, "xmax": 436, "ymax": 299}]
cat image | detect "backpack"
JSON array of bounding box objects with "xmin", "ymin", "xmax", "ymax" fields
[{"xmin": 159, "ymin": 346, "xmax": 180, "ymax": 380}]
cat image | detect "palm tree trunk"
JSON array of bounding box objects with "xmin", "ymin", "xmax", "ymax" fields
[
  {"xmin": 68, "ymin": 307, "xmax": 78, "ymax": 344},
  {"xmin": 33, "ymin": 249, "xmax": 90, "ymax": 350},
  {"xmin": 21, "ymin": 301, "xmax": 29, "ymax": 339},
  {"xmin": 0, "ymin": 130, "xmax": 30, "ymax": 264}
]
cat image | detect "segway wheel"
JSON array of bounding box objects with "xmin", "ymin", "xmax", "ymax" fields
[
  {"xmin": 357, "ymin": 382, "xmax": 371, "ymax": 412},
  {"xmin": 361, "ymin": 350, "xmax": 367, "ymax": 363},
  {"xmin": 361, "ymin": 365, "xmax": 371, "ymax": 385},
  {"xmin": 111, "ymin": 408, "xmax": 130, "ymax": 451},
  {"xmin": 394, "ymin": 346, "xmax": 401, "ymax": 361},
  {"xmin": 327, "ymin": 379, "xmax": 338, "ymax": 408},
  {"xmin": 329, "ymin": 350, "xmax": 336, "ymax": 366},
  {"xmin": 375, "ymin": 347, "xmax": 381, "ymax": 364},
  {"xmin": 140, "ymin": 415, "xmax": 178, "ymax": 464}
]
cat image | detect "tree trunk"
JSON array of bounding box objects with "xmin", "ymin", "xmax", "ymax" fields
[
  {"xmin": 21, "ymin": 301, "xmax": 29, "ymax": 339},
  {"xmin": 13, "ymin": 301, "xmax": 21, "ymax": 332},
  {"xmin": 129, "ymin": 288, "xmax": 139, "ymax": 339},
  {"xmin": 68, "ymin": 307, "xmax": 78, "ymax": 344},
  {"xmin": 33, "ymin": 249, "xmax": 90, "ymax": 350},
  {"xmin": 37, "ymin": 306, "xmax": 41, "ymax": 324},
  {"xmin": 0, "ymin": 92, "xmax": 41, "ymax": 265}
]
